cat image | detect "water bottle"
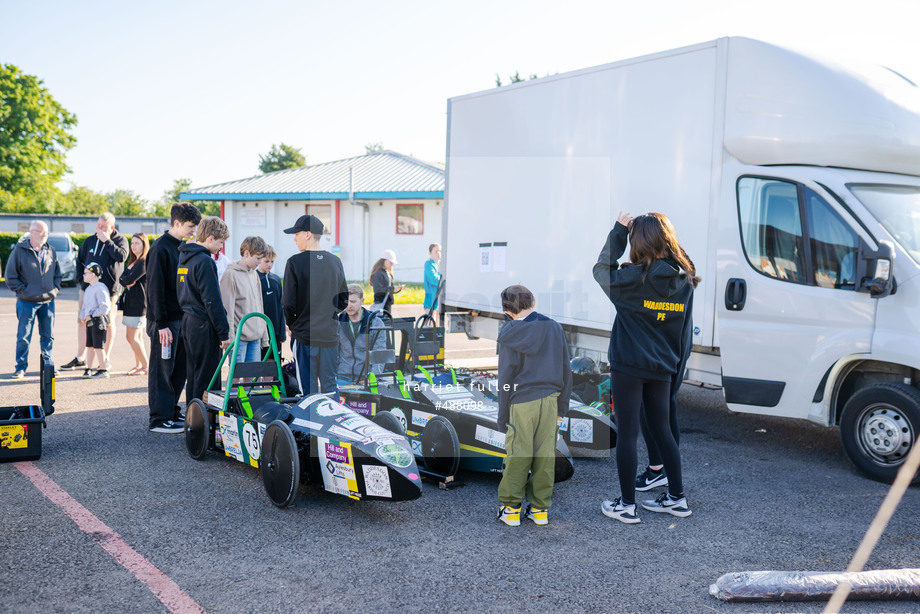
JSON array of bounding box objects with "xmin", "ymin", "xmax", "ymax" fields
[{"xmin": 161, "ymin": 341, "xmax": 171, "ymax": 360}]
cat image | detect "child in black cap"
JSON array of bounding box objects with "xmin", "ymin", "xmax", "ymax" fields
[{"xmin": 79, "ymin": 262, "xmax": 112, "ymax": 378}]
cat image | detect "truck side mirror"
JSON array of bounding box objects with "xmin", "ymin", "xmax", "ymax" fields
[{"xmin": 855, "ymin": 238, "xmax": 895, "ymax": 298}]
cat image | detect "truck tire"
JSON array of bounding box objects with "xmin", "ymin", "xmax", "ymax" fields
[{"xmin": 840, "ymin": 383, "xmax": 920, "ymax": 484}]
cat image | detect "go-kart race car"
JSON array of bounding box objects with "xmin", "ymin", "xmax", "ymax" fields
[
  {"xmin": 337, "ymin": 315, "xmax": 617, "ymax": 484},
  {"xmin": 183, "ymin": 314, "xmax": 422, "ymax": 507}
]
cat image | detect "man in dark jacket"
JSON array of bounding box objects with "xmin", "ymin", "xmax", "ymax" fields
[
  {"xmin": 5, "ymin": 221, "xmax": 61, "ymax": 379},
  {"xmin": 62, "ymin": 212, "xmax": 129, "ymax": 371},
  {"xmin": 146, "ymin": 203, "xmax": 201, "ymax": 433},
  {"xmin": 282, "ymin": 214, "xmax": 348, "ymax": 395},
  {"xmin": 178, "ymin": 216, "xmax": 232, "ymax": 406}
]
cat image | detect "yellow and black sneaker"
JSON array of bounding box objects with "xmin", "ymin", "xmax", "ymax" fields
[
  {"xmin": 497, "ymin": 505, "xmax": 521, "ymax": 526},
  {"xmin": 525, "ymin": 505, "xmax": 548, "ymax": 526}
]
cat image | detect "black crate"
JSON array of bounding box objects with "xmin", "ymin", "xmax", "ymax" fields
[
  {"xmin": 0, "ymin": 407, "xmax": 44, "ymax": 462},
  {"xmin": 0, "ymin": 357, "xmax": 54, "ymax": 463}
]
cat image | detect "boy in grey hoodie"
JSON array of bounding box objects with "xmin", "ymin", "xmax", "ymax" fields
[
  {"xmin": 496, "ymin": 285, "xmax": 572, "ymax": 527},
  {"xmin": 219, "ymin": 236, "xmax": 269, "ymax": 363}
]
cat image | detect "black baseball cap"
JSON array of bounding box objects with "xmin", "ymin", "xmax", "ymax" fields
[
  {"xmin": 283, "ymin": 214, "xmax": 324, "ymax": 235},
  {"xmin": 85, "ymin": 262, "xmax": 103, "ymax": 277}
]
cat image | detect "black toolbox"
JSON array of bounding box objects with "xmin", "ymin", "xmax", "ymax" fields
[{"xmin": 1, "ymin": 357, "xmax": 54, "ymax": 462}]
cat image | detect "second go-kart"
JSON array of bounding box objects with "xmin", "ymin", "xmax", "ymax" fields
[
  {"xmin": 337, "ymin": 314, "xmax": 617, "ymax": 485},
  {"xmin": 184, "ymin": 313, "xmax": 422, "ymax": 507}
]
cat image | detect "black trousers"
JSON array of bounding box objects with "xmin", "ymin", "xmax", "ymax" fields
[
  {"xmin": 147, "ymin": 320, "xmax": 186, "ymax": 427},
  {"xmin": 183, "ymin": 313, "xmax": 221, "ymax": 405}
]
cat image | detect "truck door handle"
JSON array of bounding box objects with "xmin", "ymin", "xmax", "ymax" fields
[{"xmin": 725, "ymin": 278, "xmax": 746, "ymax": 311}]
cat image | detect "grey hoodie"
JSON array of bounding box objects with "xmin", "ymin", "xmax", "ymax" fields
[
  {"xmin": 496, "ymin": 311, "xmax": 572, "ymax": 431},
  {"xmin": 5, "ymin": 239, "xmax": 61, "ymax": 303}
]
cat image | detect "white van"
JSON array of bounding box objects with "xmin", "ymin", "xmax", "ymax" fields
[{"xmin": 442, "ymin": 37, "xmax": 920, "ymax": 482}]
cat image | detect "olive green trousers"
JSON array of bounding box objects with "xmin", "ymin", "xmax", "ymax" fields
[{"xmin": 497, "ymin": 393, "xmax": 559, "ymax": 509}]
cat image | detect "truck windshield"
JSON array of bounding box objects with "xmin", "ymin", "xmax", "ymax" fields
[{"xmin": 848, "ymin": 184, "xmax": 920, "ymax": 265}]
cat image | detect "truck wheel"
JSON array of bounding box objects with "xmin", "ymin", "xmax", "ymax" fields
[
  {"xmin": 421, "ymin": 416, "xmax": 460, "ymax": 477},
  {"xmin": 260, "ymin": 420, "xmax": 300, "ymax": 508},
  {"xmin": 184, "ymin": 399, "xmax": 210, "ymax": 460},
  {"xmin": 840, "ymin": 383, "xmax": 920, "ymax": 484},
  {"xmin": 373, "ymin": 410, "xmax": 406, "ymax": 435}
]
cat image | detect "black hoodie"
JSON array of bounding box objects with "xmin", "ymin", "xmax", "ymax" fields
[
  {"xmin": 497, "ymin": 311, "xmax": 573, "ymax": 431},
  {"xmin": 593, "ymin": 222, "xmax": 694, "ymax": 381},
  {"xmin": 177, "ymin": 243, "xmax": 230, "ymax": 341}
]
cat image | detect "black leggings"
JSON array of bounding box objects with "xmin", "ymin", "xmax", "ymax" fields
[{"xmin": 613, "ymin": 371, "xmax": 684, "ymax": 504}]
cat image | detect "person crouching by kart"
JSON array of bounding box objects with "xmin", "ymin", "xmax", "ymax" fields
[
  {"xmin": 496, "ymin": 285, "xmax": 572, "ymax": 527},
  {"xmin": 79, "ymin": 263, "xmax": 111, "ymax": 378},
  {"xmin": 593, "ymin": 211, "xmax": 698, "ymax": 524},
  {"xmin": 337, "ymin": 283, "xmax": 388, "ymax": 387},
  {"xmin": 178, "ymin": 217, "xmax": 232, "ymax": 406}
]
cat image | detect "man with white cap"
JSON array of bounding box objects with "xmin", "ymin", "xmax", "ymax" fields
[{"xmin": 282, "ymin": 214, "xmax": 348, "ymax": 395}]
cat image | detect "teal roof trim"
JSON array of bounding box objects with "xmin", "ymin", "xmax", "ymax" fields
[{"xmin": 179, "ymin": 190, "xmax": 443, "ymax": 202}]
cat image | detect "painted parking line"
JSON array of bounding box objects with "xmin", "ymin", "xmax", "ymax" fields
[{"xmin": 15, "ymin": 461, "xmax": 205, "ymax": 614}]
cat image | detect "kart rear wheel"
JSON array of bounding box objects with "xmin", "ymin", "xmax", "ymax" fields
[
  {"xmin": 260, "ymin": 420, "xmax": 300, "ymax": 508},
  {"xmin": 421, "ymin": 416, "xmax": 460, "ymax": 477},
  {"xmin": 184, "ymin": 399, "xmax": 210, "ymax": 460},
  {"xmin": 373, "ymin": 410, "xmax": 406, "ymax": 435}
]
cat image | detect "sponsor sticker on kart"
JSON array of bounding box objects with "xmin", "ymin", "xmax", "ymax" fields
[
  {"xmin": 343, "ymin": 400, "xmax": 375, "ymax": 417},
  {"xmin": 576, "ymin": 404, "xmax": 609, "ymax": 418},
  {"xmin": 318, "ymin": 437, "xmax": 359, "ymax": 500},
  {"xmin": 557, "ymin": 417, "xmax": 569, "ymax": 432},
  {"xmin": 375, "ymin": 443, "xmax": 413, "ymax": 468},
  {"xmin": 218, "ymin": 413, "xmax": 262, "ymax": 467},
  {"xmin": 411, "ymin": 410, "xmax": 434, "ymax": 428},
  {"xmin": 328, "ymin": 425, "xmax": 363, "ymax": 442},
  {"xmin": 570, "ymin": 418, "xmax": 594, "ymax": 444},
  {"xmin": 218, "ymin": 413, "xmax": 243, "ymax": 462},
  {"xmin": 362, "ymin": 465, "xmax": 392, "ymax": 498},
  {"xmin": 313, "ymin": 399, "xmax": 351, "ymax": 418},
  {"xmin": 474, "ymin": 424, "xmax": 506, "ymax": 450},
  {"xmin": 292, "ymin": 418, "xmax": 323, "ymax": 432}
]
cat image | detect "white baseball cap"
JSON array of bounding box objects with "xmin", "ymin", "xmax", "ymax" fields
[{"xmin": 381, "ymin": 249, "xmax": 398, "ymax": 265}]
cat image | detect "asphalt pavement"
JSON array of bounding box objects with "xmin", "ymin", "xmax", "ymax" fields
[{"xmin": 1, "ymin": 286, "xmax": 919, "ymax": 613}]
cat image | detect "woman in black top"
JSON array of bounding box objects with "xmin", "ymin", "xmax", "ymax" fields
[
  {"xmin": 593, "ymin": 212, "xmax": 699, "ymax": 524},
  {"xmin": 120, "ymin": 233, "xmax": 149, "ymax": 375},
  {"xmin": 369, "ymin": 249, "xmax": 404, "ymax": 315}
]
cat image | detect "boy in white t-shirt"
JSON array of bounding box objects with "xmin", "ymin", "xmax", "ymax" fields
[{"xmin": 79, "ymin": 262, "xmax": 112, "ymax": 378}]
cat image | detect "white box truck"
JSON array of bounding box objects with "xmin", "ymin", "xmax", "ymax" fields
[{"xmin": 442, "ymin": 37, "xmax": 920, "ymax": 482}]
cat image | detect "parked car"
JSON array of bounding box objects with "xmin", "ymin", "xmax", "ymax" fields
[{"xmin": 16, "ymin": 232, "xmax": 79, "ymax": 286}]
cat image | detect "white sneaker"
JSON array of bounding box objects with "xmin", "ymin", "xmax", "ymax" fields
[
  {"xmin": 601, "ymin": 497, "xmax": 640, "ymax": 524},
  {"xmin": 641, "ymin": 493, "xmax": 692, "ymax": 517}
]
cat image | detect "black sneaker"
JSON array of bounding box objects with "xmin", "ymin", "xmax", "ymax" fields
[
  {"xmin": 91, "ymin": 369, "xmax": 110, "ymax": 379},
  {"xmin": 635, "ymin": 466, "xmax": 668, "ymax": 492},
  {"xmin": 641, "ymin": 492, "xmax": 692, "ymax": 517},
  {"xmin": 150, "ymin": 420, "xmax": 185, "ymax": 434},
  {"xmin": 82, "ymin": 369, "xmax": 92, "ymax": 379},
  {"xmin": 601, "ymin": 497, "xmax": 640, "ymax": 524},
  {"xmin": 62, "ymin": 357, "xmax": 86, "ymax": 370}
]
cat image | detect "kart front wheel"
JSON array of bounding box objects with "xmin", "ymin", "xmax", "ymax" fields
[
  {"xmin": 184, "ymin": 399, "xmax": 210, "ymax": 460},
  {"xmin": 373, "ymin": 410, "xmax": 406, "ymax": 435},
  {"xmin": 421, "ymin": 416, "xmax": 460, "ymax": 478},
  {"xmin": 260, "ymin": 420, "xmax": 301, "ymax": 508}
]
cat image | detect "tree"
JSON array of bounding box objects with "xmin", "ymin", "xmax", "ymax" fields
[
  {"xmin": 60, "ymin": 184, "xmax": 108, "ymax": 215},
  {"xmin": 365, "ymin": 142, "xmax": 384, "ymax": 154},
  {"xmin": 494, "ymin": 71, "xmax": 542, "ymax": 87},
  {"xmin": 258, "ymin": 143, "xmax": 306, "ymax": 173},
  {"xmin": 151, "ymin": 177, "xmax": 220, "ymax": 217},
  {"xmin": 0, "ymin": 64, "xmax": 77, "ymax": 202},
  {"xmin": 106, "ymin": 189, "xmax": 149, "ymax": 217}
]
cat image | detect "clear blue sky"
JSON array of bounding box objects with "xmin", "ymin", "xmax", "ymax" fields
[{"xmin": 3, "ymin": 0, "xmax": 919, "ymax": 202}]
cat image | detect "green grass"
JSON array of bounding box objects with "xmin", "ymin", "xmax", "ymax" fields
[{"xmin": 348, "ymin": 281, "xmax": 424, "ymax": 305}]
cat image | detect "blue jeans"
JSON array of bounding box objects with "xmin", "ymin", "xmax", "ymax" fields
[
  {"xmin": 15, "ymin": 300, "xmax": 55, "ymax": 372},
  {"xmin": 292, "ymin": 340, "xmax": 338, "ymax": 395},
  {"xmin": 237, "ymin": 339, "xmax": 261, "ymax": 364}
]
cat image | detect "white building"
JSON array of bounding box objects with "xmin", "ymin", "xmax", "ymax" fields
[{"xmin": 182, "ymin": 151, "xmax": 444, "ymax": 283}]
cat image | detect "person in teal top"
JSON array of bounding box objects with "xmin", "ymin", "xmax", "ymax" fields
[{"xmin": 423, "ymin": 243, "xmax": 441, "ymax": 318}]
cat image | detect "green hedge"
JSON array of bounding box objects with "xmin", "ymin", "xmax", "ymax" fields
[{"xmin": 1, "ymin": 232, "xmax": 160, "ymax": 274}]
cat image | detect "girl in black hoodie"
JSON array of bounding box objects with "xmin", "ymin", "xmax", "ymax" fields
[{"xmin": 593, "ymin": 212, "xmax": 699, "ymax": 524}]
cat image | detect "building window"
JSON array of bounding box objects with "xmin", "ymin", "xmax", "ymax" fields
[
  {"xmin": 71, "ymin": 223, "xmax": 84, "ymax": 233},
  {"xmin": 397, "ymin": 204, "xmax": 423, "ymax": 234},
  {"xmin": 18, "ymin": 222, "xmax": 30, "ymax": 232},
  {"xmin": 307, "ymin": 204, "xmax": 332, "ymax": 234},
  {"xmin": 142, "ymin": 224, "xmax": 154, "ymax": 234}
]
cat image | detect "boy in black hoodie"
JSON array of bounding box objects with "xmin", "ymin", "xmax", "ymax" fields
[
  {"xmin": 496, "ymin": 285, "xmax": 572, "ymax": 527},
  {"xmin": 178, "ymin": 217, "xmax": 232, "ymax": 405}
]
